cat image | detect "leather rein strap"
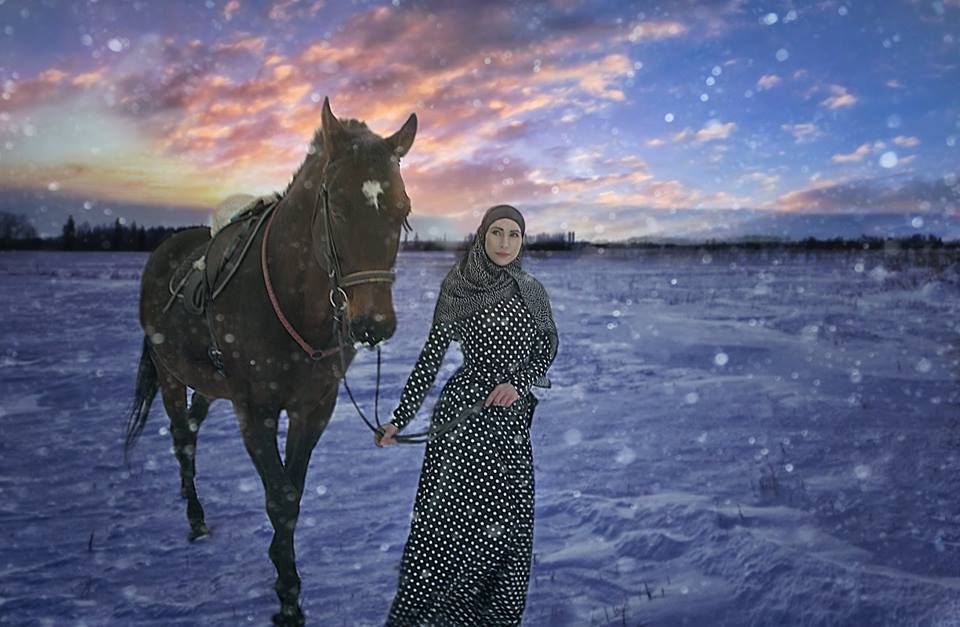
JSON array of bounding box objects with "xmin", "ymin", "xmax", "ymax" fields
[{"xmin": 259, "ymin": 192, "xmax": 346, "ymax": 361}]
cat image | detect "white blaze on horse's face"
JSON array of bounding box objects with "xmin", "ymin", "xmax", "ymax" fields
[{"xmin": 361, "ymin": 180, "xmax": 384, "ymax": 213}]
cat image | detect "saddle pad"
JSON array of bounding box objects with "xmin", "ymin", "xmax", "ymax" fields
[{"xmin": 211, "ymin": 192, "xmax": 280, "ymax": 237}]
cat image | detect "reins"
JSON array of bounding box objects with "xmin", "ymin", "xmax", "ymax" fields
[
  {"xmin": 260, "ymin": 194, "xmax": 344, "ymax": 361},
  {"xmin": 260, "ymin": 162, "xmax": 478, "ymax": 445}
]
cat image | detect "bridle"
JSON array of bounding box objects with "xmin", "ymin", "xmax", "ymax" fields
[{"xmin": 261, "ymin": 158, "xmax": 477, "ymax": 444}]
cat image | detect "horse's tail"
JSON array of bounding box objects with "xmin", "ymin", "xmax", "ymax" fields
[{"xmin": 123, "ymin": 336, "xmax": 159, "ymax": 462}]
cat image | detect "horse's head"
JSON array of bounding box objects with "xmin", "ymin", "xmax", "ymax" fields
[{"xmin": 307, "ymin": 97, "xmax": 417, "ymax": 347}]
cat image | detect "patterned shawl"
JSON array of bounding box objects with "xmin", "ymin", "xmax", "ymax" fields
[{"xmin": 432, "ymin": 205, "xmax": 558, "ymax": 388}]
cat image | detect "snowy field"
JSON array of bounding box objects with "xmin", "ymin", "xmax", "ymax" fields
[{"xmin": 1, "ymin": 248, "xmax": 959, "ymax": 627}]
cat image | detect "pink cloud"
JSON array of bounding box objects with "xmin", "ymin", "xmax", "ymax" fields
[
  {"xmin": 626, "ymin": 20, "xmax": 689, "ymax": 42},
  {"xmin": 693, "ymin": 120, "xmax": 737, "ymax": 144},
  {"xmin": 820, "ymin": 84, "xmax": 858, "ymax": 109},
  {"xmin": 831, "ymin": 143, "xmax": 872, "ymax": 163},
  {"xmin": 892, "ymin": 135, "xmax": 921, "ymax": 148},
  {"xmin": 773, "ymin": 173, "xmax": 960, "ymax": 214},
  {"xmin": 781, "ymin": 122, "xmax": 823, "ymax": 144},
  {"xmin": 756, "ymin": 74, "xmax": 781, "ymax": 90},
  {"xmin": 223, "ymin": 0, "xmax": 240, "ymax": 21}
]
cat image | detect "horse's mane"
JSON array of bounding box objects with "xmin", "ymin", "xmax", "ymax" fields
[{"xmin": 281, "ymin": 118, "xmax": 376, "ymax": 199}]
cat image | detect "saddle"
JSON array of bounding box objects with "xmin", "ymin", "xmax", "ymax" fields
[
  {"xmin": 164, "ymin": 193, "xmax": 280, "ymax": 317},
  {"xmin": 169, "ymin": 246, "xmax": 208, "ymax": 315}
]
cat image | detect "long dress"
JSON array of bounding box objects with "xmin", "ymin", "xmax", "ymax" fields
[{"xmin": 385, "ymin": 291, "xmax": 556, "ymax": 626}]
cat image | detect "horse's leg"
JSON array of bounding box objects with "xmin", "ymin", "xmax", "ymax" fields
[
  {"xmin": 178, "ymin": 391, "xmax": 211, "ymax": 498},
  {"xmin": 158, "ymin": 373, "xmax": 210, "ymax": 540},
  {"xmin": 234, "ymin": 399, "xmax": 305, "ymax": 627},
  {"xmin": 283, "ymin": 391, "xmax": 337, "ymax": 497}
]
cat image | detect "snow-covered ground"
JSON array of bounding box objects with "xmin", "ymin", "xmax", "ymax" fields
[{"xmin": 1, "ymin": 248, "xmax": 958, "ymax": 626}]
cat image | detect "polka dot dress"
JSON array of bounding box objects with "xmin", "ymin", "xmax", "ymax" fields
[{"xmin": 386, "ymin": 292, "xmax": 556, "ymax": 626}]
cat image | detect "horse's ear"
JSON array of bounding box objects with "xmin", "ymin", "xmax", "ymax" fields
[
  {"xmin": 321, "ymin": 97, "xmax": 346, "ymax": 154},
  {"xmin": 386, "ymin": 113, "xmax": 417, "ymax": 158}
]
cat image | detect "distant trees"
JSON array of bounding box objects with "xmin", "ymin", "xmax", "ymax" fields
[
  {"xmin": 1, "ymin": 214, "xmax": 956, "ymax": 253},
  {"xmin": 65, "ymin": 217, "xmax": 200, "ymax": 251},
  {"xmin": 794, "ymin": 233, "xmax": 945, "ymax": 251},
  {"xmin": 62, "ymin": 215, "xmax": 76, "ymax": 250},
  {"xmin": 399, "ymin": 230, "xmax": 579, "ymax": 251},
  {"xmin": 525, "ymin": 231, "xmax": 576, "ymax": 250},
  {"xmin": 0, "ymin": 214, "xmax": 202, "ymax": 251},
  {"xmin": 610, "ymin": 233, "xmax": 953, "ymax": 252},
  {"xmin": 0, "ymin": 211, "xmax": 39, "ymax": 243}
]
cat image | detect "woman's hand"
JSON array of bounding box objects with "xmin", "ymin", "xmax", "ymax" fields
[
  {"xmin": 374, "ymin": 423, "xmax": 399, "ymax": 447},
  {"xmin": 485, "ymin": 383, "xmax": 519, "ymax": 408}
]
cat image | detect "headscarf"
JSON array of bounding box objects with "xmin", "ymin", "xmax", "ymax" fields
[{"xmin": 432, "ymin": 204, "xmax": 558, "ymax": 388}]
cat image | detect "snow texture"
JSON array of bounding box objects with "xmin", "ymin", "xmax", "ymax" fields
[{"xmin": 0, "ymin": 249, "xmax": 958, "ymax": 626}]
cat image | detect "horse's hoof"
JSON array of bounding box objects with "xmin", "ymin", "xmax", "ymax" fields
[
  {"xmin": 271, "ymin": 606, "xmax": 305, "ymax": 626},
  {"xmin": 188, "ymin": 524, "xmax": 210, "ymax": 542}
]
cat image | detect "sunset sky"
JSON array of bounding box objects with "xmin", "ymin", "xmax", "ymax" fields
[{"xmin": 1, "ymin": 0, "xmax": 958, "ymax": 241}]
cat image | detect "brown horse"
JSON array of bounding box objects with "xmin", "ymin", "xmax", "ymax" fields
[{"xmin": 124, "ymin": 98, "xmax": 416, "ymax": 626}]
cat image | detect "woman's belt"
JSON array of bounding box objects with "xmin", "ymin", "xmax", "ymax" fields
[{"xmin": 457, "ymin": 364, "xmax": 517, "ymax": 384}]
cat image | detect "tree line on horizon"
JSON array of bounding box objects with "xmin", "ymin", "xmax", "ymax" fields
[
  {"xmin": 0, "ymin": 213, "xmax": 198, "ymax": 252},
  {"xmin": 0, "ymin": 211, "xmax": 955, "ymax": 252}
]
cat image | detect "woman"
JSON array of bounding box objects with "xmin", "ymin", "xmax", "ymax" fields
[{"xmin": 375, "ymin": 204, "xmax": 559, "ymax": 626}]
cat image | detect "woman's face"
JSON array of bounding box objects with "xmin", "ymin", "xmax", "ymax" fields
[{"xmin": 484, "ymin": 217, "xmax": 523, "ymax": 266}]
